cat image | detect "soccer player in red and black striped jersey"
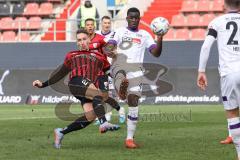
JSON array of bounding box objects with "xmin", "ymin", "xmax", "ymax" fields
[
  {"xmin": 32, "ymin": 29, "xmax": 120, "ymax": 149},
  {"xmin": 85, "ymin": 18, "xmax": 108, "ymax": 55}
]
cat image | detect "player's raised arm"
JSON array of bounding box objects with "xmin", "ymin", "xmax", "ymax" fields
[
  {"xmin": 32, "ymin": 64, "xmax": 70, "ymax": 88},
  {"xmin": 150, "ymin": 35, "xmax": 163, "ymax": 57},
  {"xmin": 149, "ymin": 17, "xmax": 169, "ymax": 57},
  {"xmin": 102, "ymin": 42, "xmax": 117, "ymax": 58}
]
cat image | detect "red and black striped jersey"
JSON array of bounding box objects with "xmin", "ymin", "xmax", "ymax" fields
[
  {"xmin": 64, "ymin": 50, "xmax": 110, "ymax": 83},
  {"xmin": 89, "ymin": 33, "xmax": 107, "ymax": 54}
]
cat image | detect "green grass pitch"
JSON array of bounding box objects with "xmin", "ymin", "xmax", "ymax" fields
[{"xmin": 0, "ymin": 104, "xmax": 236, "ymax": 160}]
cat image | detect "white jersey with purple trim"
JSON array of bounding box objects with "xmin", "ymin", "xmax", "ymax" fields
[
  {"xmin": 209, "ymin": 13, "xmax": 240, "ymax": 76},
  {"xmin": 110, "ymin": 27, "xmax": 156, "ymax": 63},
  {"xmin": 96, "ymin": 30, "xmax": 115, "ymax": 41},
  {"xmin": 96, "ymin": 30, "xmax": 115, "ymax": 63}
]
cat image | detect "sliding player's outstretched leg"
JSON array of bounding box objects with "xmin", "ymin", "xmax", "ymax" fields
[
  {"xmin": 54, "ymin": 112, "xmax": 93, "ymax": 149},
  {"xmin": 54, "ymin": 128, "xmax": 64, "ymax": 149}
]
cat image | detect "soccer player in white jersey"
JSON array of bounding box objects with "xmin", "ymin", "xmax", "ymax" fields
[
  {"xmin": 197, "ymin": 0, "xmax": 240, "ymax": 159},
  {"xmin": 105, "ymin": 7, "xmax": 164, "ymax": 148},
  {"xmin": 96, "ymin": 16, "xmax": 115, "ymax": 40},
  {"xmin": 95, "ymin": 16, "xmax": 126, "ymax": 124}
]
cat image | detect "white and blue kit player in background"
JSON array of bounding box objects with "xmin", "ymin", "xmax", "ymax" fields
[
  {"xmin": 95, "ymin": 15, "xmax": 126, "ymax": 124},
  {"xmin": 197, "ymin": 0, "xmax": 240, "ymax": 159}
]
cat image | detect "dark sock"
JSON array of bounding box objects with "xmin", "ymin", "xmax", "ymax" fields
[
  {"xmin": 61, "ymin": 115, "xmax": 92, "ymax": 135},
  {"xmin": 93, "ymin": 95, "xmax": 107, "ymax": 124},
  {"xmin": 105, "ymin": 97, "xmax": 120, "ymax": 111}
]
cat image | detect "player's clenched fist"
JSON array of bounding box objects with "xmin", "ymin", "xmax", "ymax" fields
[
  {"xmin": 197, "ymin": 72, "xmax": 208, "ymax": 91},
  {"xmin": 32, "ymin": 80, "xmax": 43, "ymax": 88}
]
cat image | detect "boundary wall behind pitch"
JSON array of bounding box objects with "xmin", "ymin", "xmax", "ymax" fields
[{"xmin": 0, "ymin": 41, "xmax": 220, "ymax": 104}]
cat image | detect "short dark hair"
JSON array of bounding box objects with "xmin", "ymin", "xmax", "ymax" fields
[
  {"xmin": 225, "ymin": 0, "xmax": 240, "ymax": 8},
  {"xmin": 85, "ymin": 18, "xmax": 95, "ymax": 24},
  {"xmin": 76, "ymin": 28, "xmax": 89, "ymax": 35},
  {"xmin": 101, "ymin": 15, "xmax": 111, "ymax": 21},
  {"xmin": 127, "ymin": 7, "xmax": 140, "ymax": 16}
]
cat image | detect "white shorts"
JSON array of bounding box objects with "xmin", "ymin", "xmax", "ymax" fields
[
  {"xmin": 221, "ymin": 72, "xmax": 240, "ymax": 110},
  {"xmin": 127, "ymin": 70, "xmax": 143, "ymax": 97},
  {"xmin": 108, "ymin": 77, "xmax": 114, "ymax": 90}
]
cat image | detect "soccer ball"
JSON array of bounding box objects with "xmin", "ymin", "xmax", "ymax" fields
[{"xmin": 150, "ymin": 17, "xmax": 169, "ymax": 35}]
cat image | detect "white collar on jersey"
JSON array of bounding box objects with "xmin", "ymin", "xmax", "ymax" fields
[{"xmin": 126, "ymin": 27, "xmax": 139, "ymax": 32}]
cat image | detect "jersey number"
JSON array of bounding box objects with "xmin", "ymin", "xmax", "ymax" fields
[
  {"xmin": 226, "ymin": 21, "xmax": 239, "ymax": 45},
  {"xmin": 82, "ymin": 79, "xmax": 88, "ymax": 86}
]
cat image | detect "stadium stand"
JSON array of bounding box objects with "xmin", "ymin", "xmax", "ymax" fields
[
  {"xmin": 23, "ymin": 2, "xmax": 39, "ymax": 16},
  {"xmin": 0, "ymin": 2, "xmax": 11, "ymax": 16},
  {"xmin": 28, "ymin": 16, "xmax": 42, "ymax": 30},
  {"xmin": 2, "ymin": 31, "xmax": 16, "ymax": 41},
  {"xmin": 140, "ymin": 0, "xmax": 224, "ymax": 40},
  {"xmin": 0, "ymin": 0, "xmax": 67, "ymax": 42},
  {"xmin": 177, "ymin": 0, "xmax": 223, "ymax": 40},
  {"xmin": 212, "ymin": 0, "xmax": 224, "ymax": 12},
  {"xmin": 175, "ymin": 28, "xmax": 190, "ymax": 40},
  {"xmin": 181, "ymin": 0, "xmax": 196, "ymax": 12},
  {"xmin": 0, "ymin": 0, "xmax": 224, "ymax": 42},
  {"xmin": 195, "ymin": 0, "xmax": 211, "ymax": 12},
  {"xmin": 48, "ymin": 0, "xmax": 63, "ymax": 3},
  {"xmin": 140, "ymin": 0, "xmax": 183, "ymax": 38},
  {"xmin": 17, "ymin": 32, "xmax": 31, "ymax": 41},
  {"xmin": 201, "ymin": 13, "xmax": 216, "ymax": 26},
  {"xmin": 186, "ymin": 14, "xmax": 201, "ymax": 27},
  {"xmin": 12, "ymin": 2, "xmax": 25, "ymax": 16},
  {"xmin": 39, "ymin": 2, "xmax": 53, "ymax": 16},
  {"xmin": 171, "ymin": 14, "xmax": 186, "ymax": 27},
  {"xmin": 191, "ymin": 28, "xmax": 206, "ymax": 40},
  {"xmin": 163, "ymin": 28, "xmax": 175, "ymax": 40},
  {"xmin": 15, "ymin": 17, "xmax": 28, "ymax": 30},
  {"xmin": 41, "ymin": 0, "xmax": 80, "ymax": 41},
  {"xmin": 0, "ymin": 17, "xmax": 15, "ymax": 30}
]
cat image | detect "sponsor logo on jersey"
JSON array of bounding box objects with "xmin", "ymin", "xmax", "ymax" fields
[
  {"xmin": 122, "ymin": 37, "xmax": 141, "ymax": 44},
  {"xmin": 132, "ymin": 38, "xmax": 141, "ymax": 44},
  {"xmin": 136, "ymin": 33, "xmax": 142, "ymax": 38},
  {"xmin": 93, "ymin": 43, "xmax": 98, "ymax": 48}
]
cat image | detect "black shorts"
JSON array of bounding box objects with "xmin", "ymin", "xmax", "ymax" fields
[
  {"xmin": 97, "ymin": 75, "xmax": 109, "ymax": 92},
  {"xmin": 69, "ymin": 76, "xmax": 109, "ymax": 106},
  {"xmin": 68, "ymin": 76, "xmax": 92, "ymax": 106}
]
